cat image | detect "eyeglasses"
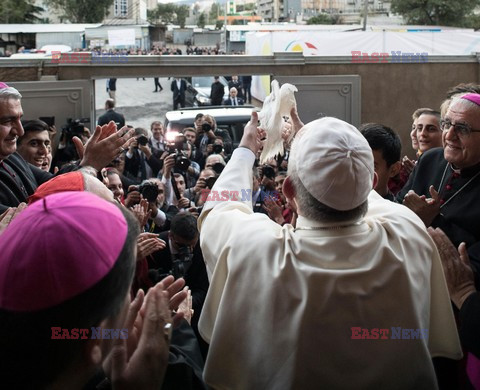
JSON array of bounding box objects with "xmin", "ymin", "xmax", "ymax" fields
[{"xmin": 441, "ymin": 119, "xmax": 480, "ymax": 137}]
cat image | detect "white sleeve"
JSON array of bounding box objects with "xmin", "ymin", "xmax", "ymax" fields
[
  {"xmin": 161, "ymin": 175, "xmax": 175, "ymax": 206},
  {"xmin": 198, "ymin": 147, "xmax": 255, "ymax": 229},
  {"xmin": 152, "ymin": 209, "xmax": 167, "ymax": 227}
]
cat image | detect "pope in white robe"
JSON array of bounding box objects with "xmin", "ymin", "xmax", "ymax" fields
[{"xmin": 197, "ymin": 112, "xmax": 462, "ymax": 390}]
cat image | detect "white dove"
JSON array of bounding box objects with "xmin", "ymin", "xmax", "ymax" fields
[{"xmin": 258, "ymin": 80, "xmax": 298, "ymax": 164}]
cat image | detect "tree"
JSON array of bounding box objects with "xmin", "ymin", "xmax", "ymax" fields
[
  {"xmin": 0, "ymin": 0, "xmax": 44, "ymax": 23},
  {"xmin": 209, "ymin": 2, "xmax": 224, "ymax": 25},
  {"xmin": 466, "ymin": 14, "xmax": 480, "ymax": 30},
  {"xmin": 306, "ymin": 13, "xmax": 335, "ymax": 25},
  {"xmin": 44, "ymin": 0, "xmax": 113, "ymax": 23},
  {"xmin": 176, "ymin": 5, "xmax": 189, "ymax": 28},
  {"xmin": 148, "ymin": 3, "xmax": 178, "ymax": 25},
  {"xmin": 198, "ymin": 12, "xmax": 206, "ymax": 28},
  {"xmin": 391, "ymin": 0, "xmax": 480, "ymax": 27}
]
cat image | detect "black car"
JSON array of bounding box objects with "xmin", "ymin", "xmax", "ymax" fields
[{"xmin": 184, "ymin": 76, "xmax": 230, "ymax": 107}]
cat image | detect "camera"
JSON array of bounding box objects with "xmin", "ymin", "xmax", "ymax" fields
[
  {"xmin": 62, "ymin": 118, "xmax": 89, "ymax": 139},
  {"xmin": 137, "ymin": 135, "xmax": 149, "ymax": 146},
  {"xmin": 202, "ymin": 123, "xmax": 212, "ymax": 132},
  {"xmin": 54, "ymin": 118, "xmax": 90, "ymax": 165},
  {"xmin": 213, "ymin": 144, "xmax": 223, "ymax": 154},
  {"xmin": 166, "ymin": 133, "xmax": 191, "ymax": 172},
  {"xmin": 212, "ymin": 162, "xmax": 225, "ymax": 175},
  {"xmin": 205, "ymin": 176, "xmax": 217, "ymax": 189},
  {"xmin": 262, "ymin": 165, "xmax": 276, "ymax": 180},
  {"xmin": 138, "ymin": 182, "xmax": 159, "ymax": 202},
  {"xmin": 171, "ymin": 247, "xmax": 194, "ymax": 279},
  {"xmin": 148, "ymin": 247, "xmax": 193, "ymax": 283}
]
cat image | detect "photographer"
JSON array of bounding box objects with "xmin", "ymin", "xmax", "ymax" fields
[
  {"xmin": 173, "ymin": 173, "xmax": 196, "ymax": 210},
  {"xmin": 183, "ymin": 127, "xmax": 204, "ymax": 169},
  {"xmin": 259, "ymin": 164, "xmax": 277, "ymax": 192},
  {"xmin": 205, "ymin": 154, "xmax": 226, "ymax": 175},
  {"xmin": 124, "ymin": 127, "xmax": 163, "ymax": 182},
  {"xmin": 52, "ymin": 118, "xmax": 91, "ymax": 170},
  {"xmin": 206, "ymin": 137, "xmax": 227, "ymax": 161},
  {"xmin": 166, "ymin": 134, "xmax": 199, "ymax": 188},
  {"xmin": 198, "ymin": 115, "xmax": 232, "ymax": 159},
  {"xmin": 128, "ymin": 177, "xmax": 178, "ymax": 234},
  {"xmin": 192, "ymin": 168, "xmax": 217, "ymax": 207},
  {"xmin": 148, "ymin": 212, "xmax": 209, "ymax": 358},
  {"xmin": 180, "ymin": 141, "xmax": 200, "ymax": 189}
]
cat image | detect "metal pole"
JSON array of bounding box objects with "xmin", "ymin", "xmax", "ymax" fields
[{"xmin": 363, "ymin": 0, "xmax": 368, "ymax": 31}]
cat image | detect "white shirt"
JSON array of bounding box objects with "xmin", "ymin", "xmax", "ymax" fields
[{"xmin": 198, "ymin": 148, "xmax": 462, "ymax": 390}]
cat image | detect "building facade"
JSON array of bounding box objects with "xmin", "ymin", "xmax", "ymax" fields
[{"xmin": 257, "ymin": 0, "xmax": 392, "ymax": 22}]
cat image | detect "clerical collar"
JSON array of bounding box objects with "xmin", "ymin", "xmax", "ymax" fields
[
  {"xmin": 295, "ymin": 215, "xmax": 364, "ymax": 232},
  {"xmin": 452, "ymin": 161, "xmax": 480, "ymax": 178}
]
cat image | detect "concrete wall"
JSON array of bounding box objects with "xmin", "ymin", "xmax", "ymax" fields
[
  {"xmin": 8, "ymin": 80, "xmax": 93, "ymax": 132},
  {"xmin": 173, "ymin": 29, "xmax": 193, "ymax": 45},
  {"xmin": 36, "ymin": 32, "xmax": 84, "ymax": 51},
  {"xmin": 1, "ymin": 54, "xmax": 478, "ymax": 157},
  {"xmin": 276, "ymin": 75, "xmax": 361, "ymax": 127},
  {"xmin": 193, "ymin": 31, "xmax": 222, "ymax": 47}
]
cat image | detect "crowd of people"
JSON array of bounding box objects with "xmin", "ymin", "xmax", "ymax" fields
[
  {"xmin": 1, "ymin": 78, "xmax": 480, "ymax": 389},
  {"xmin": 1, "ymin": 44, "xmax": 246, "ymax": 58}
]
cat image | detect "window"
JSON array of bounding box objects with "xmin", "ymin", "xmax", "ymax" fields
[{"xmin": 114, "ymin": 0, "xmax": 128, "ymax": 17}]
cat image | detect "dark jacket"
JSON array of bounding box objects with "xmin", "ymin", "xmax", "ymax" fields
[
  {"xmin": 148, "ymin": 232, "xmax": 209, "ymax": 320},
  {"xmin": 98, "ymin": 109, "xmax": 125, "ymax": 128},
  {"xmin": 227, "ymin": 80, "xmax": 243, "ymax": 97},
  {"xmin": 0, "ymin": 153, "xmax": 52, "ymax": 212},
  {"xmin": 210, "ymin": 81, "xmax": 225, "ymax": 105},
  {"xmin": 223, "ymin": 96, "xmax": 244, "ymax": 106},
  {"xmin": 124, "ymin": 149, "xmax": 163, "ymax": 180},
  {"xmin": 171, "ymin": 79, "xmax": 187, "ymax": 100}
]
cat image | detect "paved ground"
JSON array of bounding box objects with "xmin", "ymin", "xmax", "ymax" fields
[
  {"xmin": 95, "ymin": 77, "xmax": 173, "ymax": 130},
  {"xmin": 95, "ymin": 77, "xmax": 262, "ymax": 131}
]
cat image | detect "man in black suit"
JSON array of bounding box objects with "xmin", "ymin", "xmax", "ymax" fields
[
  {"xmin": 171, "ymin": 77, "xmax": 187, "ymax": 110},
  {"xmin": 223, "ymin": 87, "xmax": 244, "ymax": 106},
  {"xmin": 0, "ymin": 83, "xmax": 133, "ymax": 212},
  {"xmin": 228, "ymin": 75, "xmax": 243, "ymax": 99},
  {"xmin": 124, "ymin": 128, "xmax": 163, "ymax": 182},
  {"xmin": 241, "ymin": 75, "xmax": 252, "ymax": 103},
  {"xmin": 210, "ymin": 76, "xmax": 225, "ymax": 106},
  {"xmin": 106, "ymin": 78, "xmax": 117, "ymax": 101},
  {"xmin": 148, "ymin": 212, "xmax": 209, "ymax": 356},
  {"xmin": 97, "ymin": 99, "xmax": 125, "ymax": 128}
]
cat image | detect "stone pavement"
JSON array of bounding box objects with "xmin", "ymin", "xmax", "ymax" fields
[
  {"xmin": 95, "ymin": 77, "xmax": 173, "ymax": 130},
  {"xmin": 95, "ymin": 76, "xmax": 262, "ymax": 132}
]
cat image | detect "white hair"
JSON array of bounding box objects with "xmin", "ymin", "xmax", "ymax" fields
[
  {"xmin": 0, "ymin": 87, "xmax": 22, "ymax": 100},
  {"xmin": 206, "ymin": 154, "xmax": 226, "ymax": 166},
  {"xmin": 448, "ymin": 94, "xmax": 480, "ymax": 115}
]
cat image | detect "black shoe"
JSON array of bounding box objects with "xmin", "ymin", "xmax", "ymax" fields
[{"xmin": 153, "ymin": 90, "xmax": 158, "ymax": 92}]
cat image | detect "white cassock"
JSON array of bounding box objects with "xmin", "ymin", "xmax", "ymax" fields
[{"xmin": 198, "ymin": 148, "xmax": 462, "ymax": 390}]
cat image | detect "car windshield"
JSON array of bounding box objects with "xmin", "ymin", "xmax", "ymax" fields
[{"xmin": 192, "ymin": 77, "xmax": 214, "ymax": 88}]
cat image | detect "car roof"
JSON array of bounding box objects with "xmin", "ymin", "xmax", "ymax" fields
[
  {"xmin": 191, "ymin": 76, "xmax": 228, "ymax": 88},
  {"xmin": 165, "ymin": 106, "xmax": 255, "ymax": 126}
]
